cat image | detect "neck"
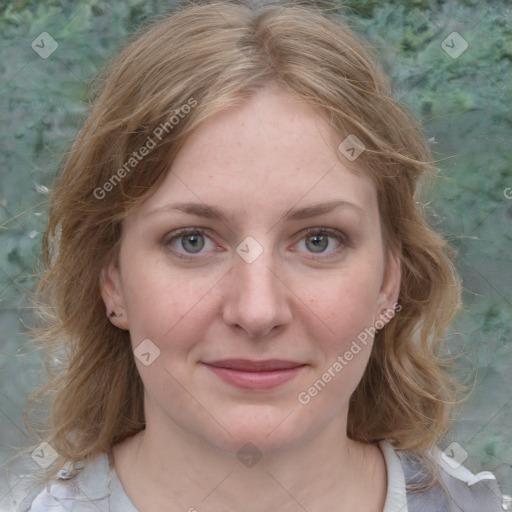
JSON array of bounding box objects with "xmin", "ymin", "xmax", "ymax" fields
[{"xmin": 112, "ymin": 407, "xmax": 386, "ymax": 512}]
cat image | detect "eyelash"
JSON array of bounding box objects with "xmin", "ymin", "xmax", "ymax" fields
[{"xmin": 163, "ymin": 227, "xmax": 350, "ymax": 261}]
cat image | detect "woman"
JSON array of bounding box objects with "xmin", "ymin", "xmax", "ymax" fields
[{"xmin": 14, "ymin": 0, "xmax": 505, "ymax": 510}]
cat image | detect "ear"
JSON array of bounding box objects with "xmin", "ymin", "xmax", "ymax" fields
[
  {"xmin": 99, "ymin": 261, "xmax": 130, "ymax": 330},
  {"xmin": 374, "ymin": 248, "xmax": 402, "ymax": 326}
]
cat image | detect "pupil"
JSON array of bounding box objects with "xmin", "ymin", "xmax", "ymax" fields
[{"xmin": 182, "ymin": 234, "xmax": 204, "ymax": 253}]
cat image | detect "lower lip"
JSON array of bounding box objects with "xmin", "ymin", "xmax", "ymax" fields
[{"xmin": 204, "ymin": 365, "xmax": 305, "ymax": 390}]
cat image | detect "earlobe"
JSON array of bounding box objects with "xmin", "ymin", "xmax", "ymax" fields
[{"xmin": 99, "ymin": 263, "xmax": 129, "ymax": 330}]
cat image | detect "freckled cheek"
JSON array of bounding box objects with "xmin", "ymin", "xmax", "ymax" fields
[
  {"xmin": 123, "ymin": 267, "xmax": 219, "ymax": 343},
  {"xmin": 305, "ymin": 277, "xmax": 379, "ymax": 352},
  {"xmin": 314, "ymin": 267, "xmax": 380, "ymax": 310}
]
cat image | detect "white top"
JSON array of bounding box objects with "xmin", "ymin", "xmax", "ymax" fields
[{"xmin": 6, "ymin": 440, "xmax": 505, "ymax": 511}]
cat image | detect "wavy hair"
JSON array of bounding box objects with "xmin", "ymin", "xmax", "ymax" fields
[{"xmin": 25, "ymin": 0, "xmax": 461, "ymax": 476}]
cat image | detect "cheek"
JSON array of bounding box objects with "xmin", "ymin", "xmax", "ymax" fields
[
  {"xmin": 297, "ymin": 264, "xmax": 383, "ymax": 395},
  {"xmin": 301, "ymin": 277, "xmax": 379, "ymax": 405},
  {"xmin": 120, "ymin": 255, "xmax": 221, "ymax": 348},
  {"xmin": 305, "ymin": 267, "xmax": 382, "ymax": 339}
]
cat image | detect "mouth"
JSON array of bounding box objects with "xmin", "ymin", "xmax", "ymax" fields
[{"xmin": 202, "ymin": 359, "xmax": 307, "ymax": 390}]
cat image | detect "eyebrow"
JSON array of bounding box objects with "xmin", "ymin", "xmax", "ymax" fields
[{"xmin": 145, "ymin": 199, "xmax": 365, "ymax": 222}]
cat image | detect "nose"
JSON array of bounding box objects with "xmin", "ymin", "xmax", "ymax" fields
[{"xmin": 221, "ymin": 245, "xmax": 292, "ymax": 339}]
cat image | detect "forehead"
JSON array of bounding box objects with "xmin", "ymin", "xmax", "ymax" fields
[{"xmin": 133, "ymin": 86, "xmax": 378, "ymax": 225}]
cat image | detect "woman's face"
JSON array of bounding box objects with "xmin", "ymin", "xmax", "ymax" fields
[{"xmin": 101, "ymin": 86, "xmax": 400, "ymax": 454}]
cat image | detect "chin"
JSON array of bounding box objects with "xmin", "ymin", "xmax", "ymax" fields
[{"xmin": 199, "ymin": 405, "xmax": 314, "ymax": 457}]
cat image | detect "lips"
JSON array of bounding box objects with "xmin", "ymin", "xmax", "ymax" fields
[
  {"xmin": 205, "ymin": 359, "xmax": 304, "ymax": 371},
  {"xmin": 202, "ymin": 359, "xmax": 306, "ymax": 390}
]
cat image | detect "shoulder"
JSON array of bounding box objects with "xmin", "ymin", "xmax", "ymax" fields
[
  {"xmin": 15, "ymin": 453, "xmax": 113, "ymax": 512},
  {"xmin": 391, "ymin": 442, "xmax": 507, "ymax": 512}
]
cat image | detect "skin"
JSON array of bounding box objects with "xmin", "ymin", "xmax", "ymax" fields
[{"xmin": 101, "ymin": 85, "xmax": 401, "ymax": 512}]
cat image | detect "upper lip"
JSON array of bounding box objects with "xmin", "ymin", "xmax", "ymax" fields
[{"xmin": 203, "ymin": 359, "xmax": 306, "ymax": 372}]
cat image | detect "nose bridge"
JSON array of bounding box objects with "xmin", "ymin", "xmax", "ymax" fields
[
  {"xmin": 238, "ymin": 248, "xmax": 276, "ymax": 295},
  {"xmin": 222, "ymin": 238, "xmax": 291, "ymax": 337}
]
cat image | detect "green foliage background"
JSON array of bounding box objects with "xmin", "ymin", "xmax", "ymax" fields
[{"xmin": 1, "ymin": 0, "xmax": 511, "ymax": 499}]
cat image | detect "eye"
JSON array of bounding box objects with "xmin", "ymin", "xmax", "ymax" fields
[
  {"xmin": 295, "ymin": 228, "xmax": 348, "ymax": 256},
  {"xmin": 163, "ymin": 227, "xmax": 219, "ymax": 257},
  {"xmin": 162, "ymin": 226, "xmax": 349, "ymax": 260}
]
